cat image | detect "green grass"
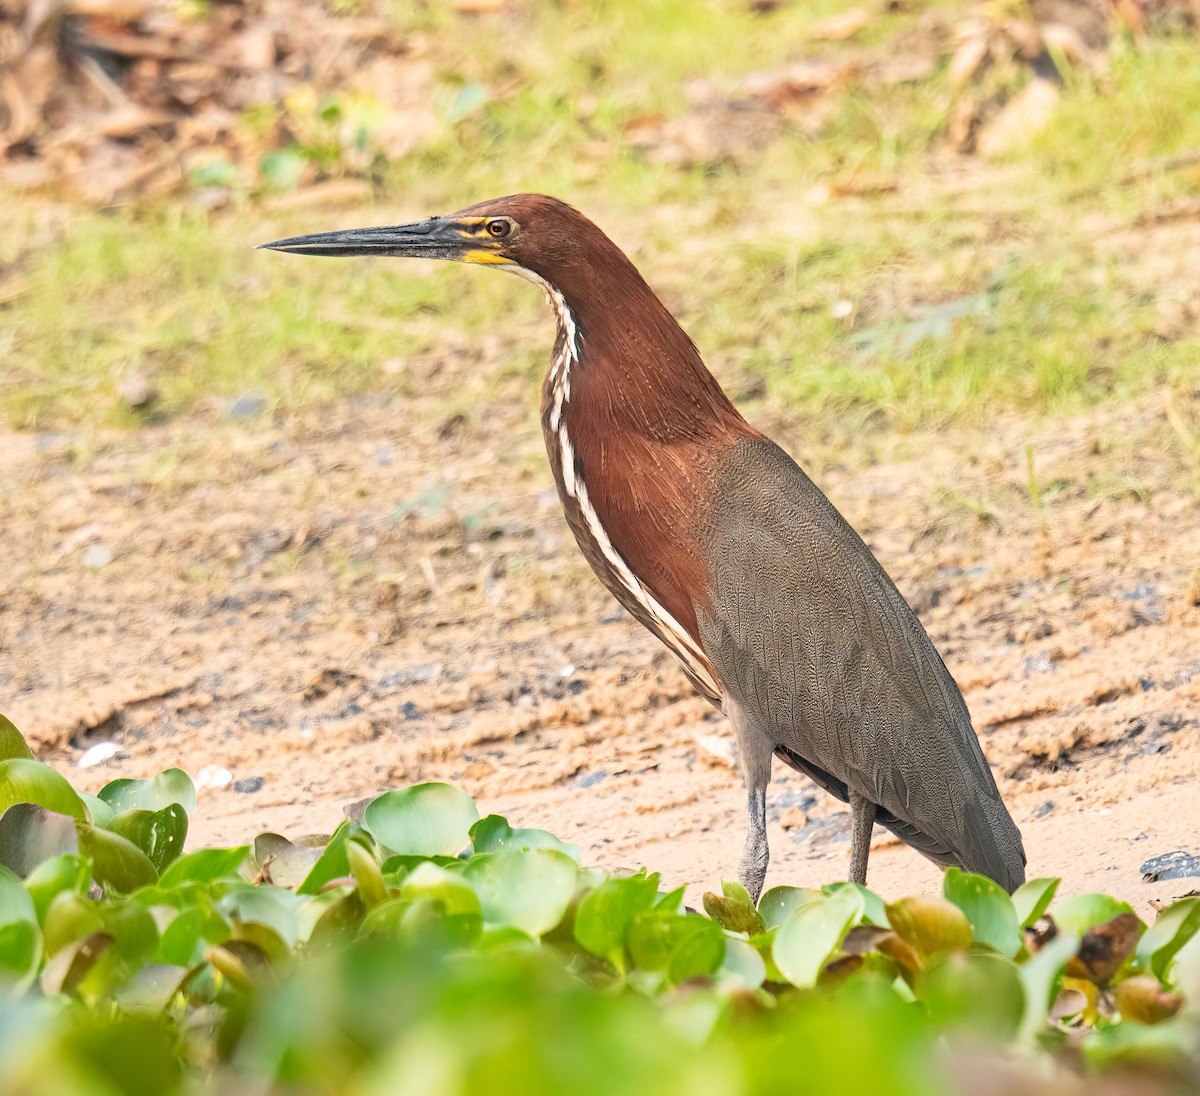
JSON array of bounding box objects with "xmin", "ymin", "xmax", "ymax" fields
[{"xmin": 3, "ymin": 3, "xmax": 1200, "ymax": 431}]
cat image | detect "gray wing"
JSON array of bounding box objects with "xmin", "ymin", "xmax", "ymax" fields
[{"xmin": 695, "ymin": 437, "xmax": 1025, "ymax": 892}]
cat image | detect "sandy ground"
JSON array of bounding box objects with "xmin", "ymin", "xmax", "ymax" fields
[{"xmin": 2, "ymin": 386, "xmax": 1199, "ymax": 917}]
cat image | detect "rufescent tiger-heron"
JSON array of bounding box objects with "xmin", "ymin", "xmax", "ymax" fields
[{"xmin": 261, "ymin": 194, "xmax": 1027, "ymax": 900}]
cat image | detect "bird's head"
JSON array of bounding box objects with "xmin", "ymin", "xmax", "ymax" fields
[{"xmin": 259, "ymin": 193, "xmax": 598, "ymax": 287}]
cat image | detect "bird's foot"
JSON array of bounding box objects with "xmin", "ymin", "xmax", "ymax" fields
[{"xmin": 737, "ymin": 842, "xmax": 769, "ymax": 905}]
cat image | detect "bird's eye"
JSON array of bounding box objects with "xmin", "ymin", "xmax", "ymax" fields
[{"xmin": 486, "ymin": 219, "xmax": 511, "ymax": 239}]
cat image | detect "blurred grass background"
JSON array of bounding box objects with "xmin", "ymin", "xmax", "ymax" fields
[{"xmin": 2, "ymin": 0, "xmax": 1200, "ymax": 436}]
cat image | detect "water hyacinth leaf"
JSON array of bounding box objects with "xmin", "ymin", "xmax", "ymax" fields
[
  {"xmin": 1115, "ymin": 975, "xmax": 1183, "ymax": 1025},
  {"xmin": 918, "ymin": 951, "xmax": 1025, "ymax": 1040},
  {"xmin": 43, "ymin": 891, "xmax": 104, "ymax": 955},
  {"xmin": 79, "ymin": 794, "xmax": 116, "ymax": 830},
  {"xmin": 260, "ymin": 839, "xmax": 324, "ymax": 891},
  {"xmin": 109, "ymin": 805, "xmax": 188, "ymax": 874},
  {"xmin": 1012, "ymin": 877, "xmax": 1060, "ymax": 928},
  {"xmin": 702, "ymin": 888, "xmax": 765, "ymax": 936},
  {"xmin": 1068, "ymin": 912, "xmax": 1141, "ymax": 984},
  {"xmin": 823, "ymin": 881, "xmax": 889, "ymax": 927},
  {"xmin": 76, "ymin": 823, "xmax": 158, "ymax": 894},
  {"xmin": 158, "ymin": 846, "xmax": 248, "ymax": 887},
  {"xmin": 1018, "ymin": 931, "xmax": 1079, "ymax": 1044},
  {"xmin": 1081, "ymin": 1012, "xmax": 1200, "ymax": 1072},
  {"xmin": 718, "ymin": 936, "xmax": 767, "ymax": 990},
  {"xmin": 1135, "ymin": 897, "xmax": 1200, "ymax": 981},
  {"xmin": 943, "ymin": 868, "xmax": 1022, "ymax": 957},
  {"xmin": 773, "ymin": 890, "xmax": 863, "ymax": 988},
  {"xmin": 0, "ymin": 805, "xmax": 79, "ymax": 877},
  {"xmin": 346, "ymin": 838, "xmax": 389, "ymax": 910},
  {"xmin": 99, "ymin": 769, "xmax": 197, "ymax": 815},
  {"xmin": 655, "ymin": 885, "xmax": 686, "ymax": 914},
  {"xmin": 886, "ymin": 896, "xmax": 972, "ymax": 957},
  {"xmin": 363, "ymin": 784, "xmax": 479, "ymax": 858},
  {"xmin": 574, "ymin": 872, "xmax": 661, "ymax": 973},
  {"xmin": 463, "ymin": 850, "xmax": 578, "ymax": 937},
  {"xmin": 0, "ymin": 864, "xmax": 36, "ymax": 927},
  {"xmin": 1052, "ymin": 893, "xmax": 1138, "ymax": 937},
  {"xmin": 398, "ymin": 862, "xmax": 480, "ymax": 918},
  {"xmin": 0, "ymin": 715, "xmax": 34, "ymax": 762},
  {"xmin": 758, "ymin": 886, "xmax": 824, "ymax": 930},
  {"xmin": 24, "ymin": 855, "xmax": 91, "ymax": 925},
  {"xmin": 218, "ymin": 886, "xmax": 301, "ymax": 949},
  {"xmin": 156, "ymin": 906, "xmax": 230, "ymax": 967},
  {"xmin": 0, "ymin": 919, "xmax": 41, "ymax": 990},
  {"xmin": 628, "ymin": 911, "xmax": 726, "ymax": 984},
  {"xmin": 0, "ymin": 759, "xmax": 86, "ymax": 821},
  {"xmin": 114, "ymin": 963, "xmax": 190, "ymax": 1014},
  {"xmin": 295, "ymin": 824, "xmax": 353, "ymax": 896},
  {"xmin": 721, "ymin": 880, "xmax": 754, "ymax": 906},
  {"xmin": 468, "ymin": 815, "xmax": 582, "ymax": 863}
]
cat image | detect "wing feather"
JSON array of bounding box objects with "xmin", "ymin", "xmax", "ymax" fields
[{"xmin": 696, "ymin": 438, "xmax": 1025, "ymax": 891}]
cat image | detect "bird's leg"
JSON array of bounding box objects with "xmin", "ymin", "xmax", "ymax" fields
[
  {"xmin": 725, "ymin": 696, "xmax": 772, "ymax": 903},
  {"xmin": 848, "ymin": 792, "xmax": 876, "ymax": 886},
  {"xmin": 738, "ymin": 783, "xmax": 769, "ymax": 903}
]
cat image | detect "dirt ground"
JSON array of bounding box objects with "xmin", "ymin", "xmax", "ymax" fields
[{"xmin": 2, "ymin": 377, "xmax": 1199, "ymax": 916}]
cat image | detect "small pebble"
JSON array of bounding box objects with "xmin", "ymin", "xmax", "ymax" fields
[
  {"xmin": 230, "ymin": 393, "xmax": 267, "ymax": 419},
  {"xmin": 195, "ymin": 764, "xmax": 233, "ymax": 790},
  {"xmin": 83, "ymin": 545, "xmax": 113, "ymax": 568},
  {"xmin": 77, "ymin": 742, "xmax": 120, "ymax": 768},
  {"xmin": 233, "ymin": 776, "xmax": 264, "ymax": 794},
  {"xmin": 1141, "ymin": 850, "xmax": 1200, "ymax": 883}
]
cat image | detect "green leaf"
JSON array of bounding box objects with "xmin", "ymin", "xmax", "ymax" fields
[
  {"xmin": 822, "ymin": 881, "xmax": 889, "ymax": 926},
  {"xmin": 114, "ymin": 963, "xmax": 190, "ymax": 1013},
  {"xmin": 1012, "ymin": 876, "xmax": 1060, "ymax": 927},
  {"xmin": 469, "ymin": 814, "xmax": 582, "ymax": 863},
  {"xmin": 0, "ymin": 919, "xmax": 41, "ymax": 990},
  {"xmin": 0, "ymin": 715, "xmax": 34, "ymax": 762},
  {"xmin": 158, "ymin": 846, "xmax": 248, "ymax": 887},
  {"xmin": 886, "ymin": 895, "xmax": 972, "ymax": 957},
  {"xmin": 218, "ymin": 885, "xmax": 301, "ymax": 949},
  {"xmin": 1136, "ymin": 897, "xmax": 1200, "ymax": 982},
  {"xmin": 628, "ymin": 912, "xmax": 726, "ymax": 983},
  {"xmin": 0, "ymin": 759, "xmax": 85, "ymax": 820},
  {"xmin": 24, "ymin": 855, "xmax": 91, "ymax": 925},
  {"xmin": 702, "ymin": 889, "xmax": 765, "ymax": 936},
  {"xmin": 1017, "ymin": 931, "xmax": 1079, "ymax": 1044},
  {"xmin": 574, "ymin": 872, "xmax": 661, "ymax": 974},
  {"xmin": 1051, "ymin": 893, "xmax": 1137, "ymax": 937},
  {"xmin": 717, "ymin": 936, "xmax": 766, "ymax": 990},
  {"xmin": 76, "ymin": 822, "xmax": 158, "ymax": 894},
  {"xmin": 0, "ymin": 805, "xmax": 79, "ymax": 877},
  {"xmin": 463, "ymin": 849, "xmax": 578, "ymax": 937},
  {"xmin": 397, "ymin": 862, "xmax": 481, "ymax": 920},
  {"xmin": 363, "ymin": 784, "xmax": 479, "ymax": 857},
  {"xmin": 918, "ymin": 951, "xmax": 1025, "ymax": 1040},
  {"xmin": 758, "ymin": 886, "xmax": 824, "ymax": 930},
  {"xmin": 943, "ymin": 867, "xmax": 1022, "ymax": 957},
  {"xmin": 773, "ymin": 890, "xmax": 863, "ymax": 988},
  {"xmin": 0, "ymin": 863, "xmax": 36, "ymax": 926},
  {"xmin": 347, "ymin": 838, "xmax": 389, "ymax": 910},
  {"xmin": 99, "ymin": 769, "xmax": 196, "ymax": 815},
  {"xmin": 79, "ymin": 794, "xmax": 116, "ymax": 830},
  {"xmin": 157, "ymin": 904, "xmax": 231, "ymax": 967},
  {"xmin": 109, "ymin": 805, "xmax": 188, "ymax": 874},
  {"xmin": 295, "ymin": 823, "xmax": 351, "ymax": 896}
]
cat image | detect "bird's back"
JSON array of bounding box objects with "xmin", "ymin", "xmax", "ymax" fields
[{"xmin": 693, "ymin": 436, "xmax": 1026, "ymax": 891}]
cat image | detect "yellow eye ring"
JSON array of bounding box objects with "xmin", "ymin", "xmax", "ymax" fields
[{"xmin": 486, "ymin": 219, "xmax": 511, "ymax": 239}]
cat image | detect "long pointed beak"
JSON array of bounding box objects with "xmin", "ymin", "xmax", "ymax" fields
[{"xmin": 258, "ymin": 217, "xmax": 473, "ymax": 261}]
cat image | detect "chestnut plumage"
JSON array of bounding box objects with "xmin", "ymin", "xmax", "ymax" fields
[{"xmin": 261, "ymin": 194, "xmax": 1027, "ymax": 898}]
